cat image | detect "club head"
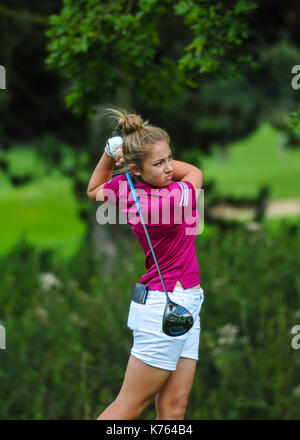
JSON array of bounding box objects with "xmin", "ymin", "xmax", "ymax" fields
[{"xmin": 162, "ymin": 299, "xmax": 194, "ymax": 337}]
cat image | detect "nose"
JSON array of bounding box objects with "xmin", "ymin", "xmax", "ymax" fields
[{"xmin": 165, "ymin": 164, "xmax": 173, "ymax": 173}]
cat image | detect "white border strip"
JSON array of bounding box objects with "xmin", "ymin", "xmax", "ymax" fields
[{"xmin": 178, "ymin": 182, "xmax": 189, "ymax": 206}]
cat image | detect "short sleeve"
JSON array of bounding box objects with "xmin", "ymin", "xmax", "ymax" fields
[
  {"xmin": 103, "ymin": 174, "xmax": 127, "ymax": 206},
  {"xmin": 169, "ymin": 180, "xmax": 196, "ymax": 211},
  {"xmin": 180, "ymin": 180, "xmax": 196, "ymax": 210}
]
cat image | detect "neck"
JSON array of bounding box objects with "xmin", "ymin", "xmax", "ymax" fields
[{"xmin": 132, "ymin": 174, "xmax": 144, "ymax": 184}]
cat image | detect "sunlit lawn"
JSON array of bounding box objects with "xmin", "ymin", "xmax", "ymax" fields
[
  {"xmin": 0, "ymin": 168, "xmax": 85, "ymax": 260},
  {"xmin": 201, "ymin": 122, "xmax": 300, "ymax": 199},
  {"xmin": 1, "ymin": 122, "xmax": 300, "ymax": 260}
]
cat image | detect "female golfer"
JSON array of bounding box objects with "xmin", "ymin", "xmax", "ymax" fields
[{"xmin": 87, "ymin": 107, "xmax": 204, "ymax": 420}]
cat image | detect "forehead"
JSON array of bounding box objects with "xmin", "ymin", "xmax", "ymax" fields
[{"xmin": 147, "ymin": 140, "xmax": 171, "ymax": 159}]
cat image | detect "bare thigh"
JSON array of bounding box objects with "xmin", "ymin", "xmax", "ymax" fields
[
  {"xmin": 155, "ymin": 357, "xmax": 197, "ymax": 416},
  {"xmin": 115, "ymin": 354, "xmax": 172, "ymax": 408}
]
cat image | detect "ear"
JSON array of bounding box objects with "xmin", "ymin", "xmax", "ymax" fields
[{"xmin": 128, "ymin": 162, "xmax": 141, "ymax": 176}]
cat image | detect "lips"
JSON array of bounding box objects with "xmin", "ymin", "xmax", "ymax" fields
[{"xmin": 165, "ymin": 174, "xmax": 172, "ymax": 180}]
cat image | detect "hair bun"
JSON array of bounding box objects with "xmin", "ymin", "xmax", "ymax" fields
[{"xmin": 119, "ymin": 114, "xmax": 145, "ymax": 135}]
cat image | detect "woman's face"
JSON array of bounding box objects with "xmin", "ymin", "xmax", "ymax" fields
[{"xmin": 131, "ymin": 139, "xmax": 173, "ymax": 187}]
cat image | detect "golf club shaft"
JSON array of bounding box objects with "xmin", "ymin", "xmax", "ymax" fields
[{"xmin": 126, "ymin": 172, "xmax": 170, "ymax": 302}]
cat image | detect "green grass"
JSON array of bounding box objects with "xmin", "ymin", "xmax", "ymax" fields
[
  {"xmin": 262, "ymin": 215, "xmax": 300, "ymax": 239},
  {"xmin": 0, "ymin": 167, "xmax": 85, "ymax": 260},
  {"xmin": 0, "ymin": 145, "xmax": 47, "ymax": 179},
  {"xmin": 201, "ymin": 122, "xmax": 300, "ymax": 199},
  {"xmin": 1, "ymin": 123, "xmax": 300, "ymax": 261}
]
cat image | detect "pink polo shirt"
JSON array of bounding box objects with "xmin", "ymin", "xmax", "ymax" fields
[{"xmin": 103, "ymin": 173, "xmax": 201, "ymax": 293}]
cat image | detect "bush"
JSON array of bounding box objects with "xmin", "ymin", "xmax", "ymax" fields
[{"xmin": 0, "ymin": 220, "xmax": 299, "ymax": 419}]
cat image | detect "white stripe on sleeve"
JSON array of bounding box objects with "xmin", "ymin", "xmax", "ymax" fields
[{"xmin": 178, "ymin": 182, "xmax": 189, "ymax": 206}]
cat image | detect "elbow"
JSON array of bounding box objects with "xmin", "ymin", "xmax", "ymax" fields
[
  {"xmin": 87, "ymin": 189, "xmax": 93, "ymax": 200},
  {"xmin": 198, "ymin": 169, "xmax": 203, "ymax": 188}
]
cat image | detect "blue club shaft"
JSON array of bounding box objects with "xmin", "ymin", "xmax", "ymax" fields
[{"xmin": 126, "ymin": 171, "xmax": 170, "ymax": 301}]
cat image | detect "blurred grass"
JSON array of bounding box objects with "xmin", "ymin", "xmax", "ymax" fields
[
  {"xmin": 0, "ymin": 168, "xmax": 85, "ymax": 260},
  {"xmin": 0, "ymin": 146, "xmax": 47, "ymax": 179},
  {"xmin": 262, "ymin": 215, "xmax": 300, "ymax": 240},
  {"xmin": 202, "ymin": 122, "xmax": 300, "ymax": 199},
  {"xmin": 1, "ymin": 122, "xmax": 300, "ymax": 261}
]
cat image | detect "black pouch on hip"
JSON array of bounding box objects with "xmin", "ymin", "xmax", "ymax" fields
[{"xmin": 132, "ymin": 283, "xmax": 149, "ymax": 304}]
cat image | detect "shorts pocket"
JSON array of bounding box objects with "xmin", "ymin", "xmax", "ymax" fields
[
  {"xmin": 127, "ymin": 300, "xmax": 147, "ymax": 331},
  {"xmin": 200, "ymin": 291, "xmax": 204, "ymax": 307},
  {"xmin": 193, "ymin": 314, "xmax": 201, "ymax": 330},
  {"xmin": 192, "ymin": 293, "xmax": 204, "ymax": 320}
]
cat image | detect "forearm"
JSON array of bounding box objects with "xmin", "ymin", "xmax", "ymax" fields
[
  {"xmin": 87, "ymin": 151, "xmax": 116, "ymax": 193},
  {"xmin": 171, "ymin": 160, "xmax": 200, "ymax": 182}
]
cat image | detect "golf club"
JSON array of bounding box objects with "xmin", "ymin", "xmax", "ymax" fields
[{"xmin": 109, "ymin": 131, "xmax": 194, "ymax": 336}]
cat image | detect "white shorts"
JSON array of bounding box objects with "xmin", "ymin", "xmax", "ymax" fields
[{"xmin": 127, "ymin": 285, "xmax": 205, "ymax": 371}]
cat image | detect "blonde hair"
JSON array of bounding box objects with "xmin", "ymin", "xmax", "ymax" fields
[{"xmin": 101, "ymin": 105, "xmax": 170, "ymax": 178}]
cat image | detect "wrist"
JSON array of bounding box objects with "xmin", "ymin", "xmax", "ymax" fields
[{"xmin": 104, "ymin": 149, "xmax": 116, "ymax": 160}]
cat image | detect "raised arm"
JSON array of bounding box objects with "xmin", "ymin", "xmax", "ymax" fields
[
  {"xmin": 87, "ymin": 151, "xmax": 116, "ymax": 199},
  {"xmin": 172, "ymin": 160, "xmax": 203, "ymax": 190},
  {"xmin": 171, "ymin": 160, "xmax": 199, "ymax": 181}
]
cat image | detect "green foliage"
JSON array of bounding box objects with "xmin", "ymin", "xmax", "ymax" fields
[
  {"xmin": 0, "ymin": 136, "xmax": 89, "ymax": 259},
  {"xmin": 290, "ymin": 106, "xmax": 300, "ymax": 130},
  {"xmin": 0, "ymin": 221, "xmax": 299, "ymax": 419},
  {"xmin": 174, "ymin": 0, "xmax": 258, "ymax": 82},
  {"xmin": 201, "ymin": 122, "xmax": 300, "ymax": 199},
  {"xmin": 0, "ymin": 0, "xmax": 88, "ymax": 147},
  {"xmin": 193, "ymin": 222, "xmax": 300, "ymax": 419},
  {"xmin": 45, "ymin": 0, "xmax": 258, "ymax": 117}
]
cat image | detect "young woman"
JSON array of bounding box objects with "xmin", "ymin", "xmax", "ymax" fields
[{"xmin": 87, "ymin": 107, "xmax": 204, "ymax": 420}]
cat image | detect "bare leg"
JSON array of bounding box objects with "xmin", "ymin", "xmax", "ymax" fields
[
  {"xmin": 155, "ymin": 357, "xmax": 197, "ymax": 420},
  {"xmin": 97, "ymin": 355, "xmax": 171, "ymax": 420}
]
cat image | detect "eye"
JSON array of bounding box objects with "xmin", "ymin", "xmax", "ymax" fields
[{"xmin": 155, "ymin": 154, "xmax": 172, "ymax": 166}]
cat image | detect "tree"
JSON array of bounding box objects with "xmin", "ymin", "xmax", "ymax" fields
[
  {"xmin": 45, "ymin": 0, "xmax": 258, "ymax": 118},
  {"xmin": 0, "ymin": 0, "xmax": 88, "ymax": 146}
]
